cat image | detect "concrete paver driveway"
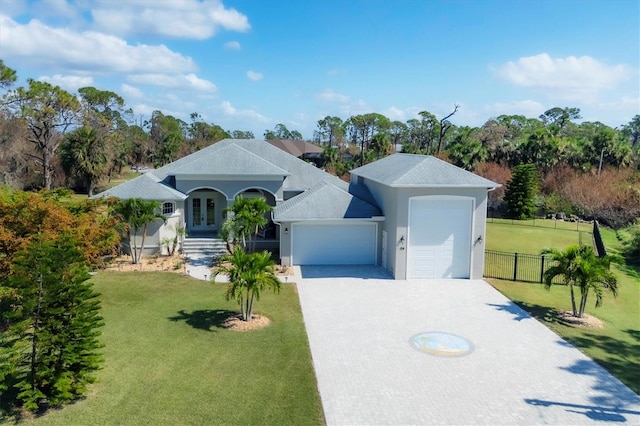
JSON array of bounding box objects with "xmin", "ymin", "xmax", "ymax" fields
[{"xmin": 296, "ymin": 266, "xmax": 640, "ymax": 425}]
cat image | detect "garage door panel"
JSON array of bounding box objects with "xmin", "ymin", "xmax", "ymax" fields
[
  {"xmin": 292, "ymin": 223, "xmax": 376, "ymax": 265},
  {"xmin": 408, "ymin": 199, "xmax": 472, "ymax": 279}
]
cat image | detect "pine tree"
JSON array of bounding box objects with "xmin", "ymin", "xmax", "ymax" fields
[
  {"xmin": 0, "ymin": 234, "xmax": 103, "ymax": 411},
  {"xmin": 504, "ymin": 163, "xmax": 539, "ymax": 219}
]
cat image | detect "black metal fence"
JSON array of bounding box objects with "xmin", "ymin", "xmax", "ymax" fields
[{"xmin": 484, "ymin": 250, "xmax": 565, "ymax": 284}]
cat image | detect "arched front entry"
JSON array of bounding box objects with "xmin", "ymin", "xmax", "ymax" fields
[
  {"xmin": 235, "ymin": 188, "xmax": 278, "ymax": 240},
  {"xmin": 186, "ymin": 188, "xmax": 226, "ymax": 235}
]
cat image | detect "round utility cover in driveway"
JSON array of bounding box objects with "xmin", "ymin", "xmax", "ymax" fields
[
  {"xmin": 292, "ymin": 222, "xmax": 376, "ymax": 265},
  {"xmin": 407, "ymin": 198, "xmax": 472, "ymax": 279}
]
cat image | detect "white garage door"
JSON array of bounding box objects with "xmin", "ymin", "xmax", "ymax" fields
[
  {"xmin": 292, "ymin": 223, "xmax": 376, "ymax": 265},
  {"xmin": 407, "ymin": 198, "xmax": 472, "ymax": 279}
]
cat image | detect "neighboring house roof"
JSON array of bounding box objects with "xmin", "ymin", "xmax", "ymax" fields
[
  {"xmin": 351, "ymin": 154, "xmax": 500, "ymax": 188},
  {"xmin": 273, "ymin": 181, "xmax": 382, "ymax": 221},
  {"xmin": 266, "ymin": 139, "xmax": 324, "ymax": 158},
  {"xmin": 171, "ymin": 143, "xmax": 290, "ymax": 177},
  {"xmin": 94, "ymin": 172, "xmax": 188, "ymax": 201}
]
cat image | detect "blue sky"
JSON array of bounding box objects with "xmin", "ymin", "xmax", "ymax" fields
[{"xmin": 1, "ymin": 0, "xmax": 638, "ymax": 138}]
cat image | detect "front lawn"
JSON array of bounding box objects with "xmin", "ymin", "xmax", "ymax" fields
[
  {"xmin": 15, "ymin": 272, "xmax": 323, "ymax": 425},
  {"xmin": 486, "ymin": 222, "xmax": 640, "ymax": 394}
]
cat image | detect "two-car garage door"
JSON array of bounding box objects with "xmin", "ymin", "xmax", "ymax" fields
[
  {"xmin": 292, "ymin": 222, "xmax": 376, "ymax": 265},
  {"xmin": 407, "ymin": 198, "xmax": 473, "ymax": 279}
]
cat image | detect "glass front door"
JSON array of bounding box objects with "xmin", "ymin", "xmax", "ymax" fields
[{"xmin": 191, "ymin": 197, "xmax": 216, "ymax": 231}]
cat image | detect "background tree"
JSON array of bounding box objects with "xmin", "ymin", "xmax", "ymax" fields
[
  {"xmin": 314, "ymin": 116, "xmax": 345, "ymax": 147},
  {"xmin": 231, "ymin": 130, "xmax": 255, "ymax": 139},
  {"xmin": 146, "ymin": 111, "xmax": 185, "ymax": 167},
  {"xmin": 436, "ymin": 104, "xmax": 459, "ymax": 153},
  {"xmin": 59, "ymin": 127, "xmax": 106, "ymax": 196},
  {"xmin": 5, "ymin": 80, "xmax": 80, "ymax": 189},
  {"xmin": 504, "ymin": 163, "xmax": 539, "ymax": 219},
  {"xmin": 620, "ymin": 229, "xmax": 640, "ymax": 266},
  {"xmin": 113, "ymin": 198, "xmax": 165, "ymax": 264},
  {"xmin": 0, "ymin": 59, "xmax": 17, "ymax": 89},
  {"xmin": 446, "ymin": 126, "xmax": 487, "ymax": 170},
  {"xmin": 542, "ymin": 245, "xmax": 618, "ymax": 318},
  {"xmin": 185, "ymin": 112, "xmax": 229, "ymax": 155},
  {"xmin": 214, "ymin": 247, "xmax": 281, "ymax": 322}
]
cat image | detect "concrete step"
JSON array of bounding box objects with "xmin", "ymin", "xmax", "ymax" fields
[{"xmin": 182, "ymin": 238, "xmax": 228, "ymax": 260}]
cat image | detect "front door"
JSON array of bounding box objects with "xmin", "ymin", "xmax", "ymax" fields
[{"xmin": 191, "ymin": 197, "xmax": 216, "ymax": 231}]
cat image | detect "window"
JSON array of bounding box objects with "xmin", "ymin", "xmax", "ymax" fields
[{"xmin": 162, "ymin": 202, "xmax": 175, "ymax": 216}]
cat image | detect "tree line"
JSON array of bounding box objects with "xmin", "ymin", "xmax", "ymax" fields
[
  {"xmin": 1, "ymin": 60, "xmax": 639, "ymax": 227},
  {"xmin": 0, "ymin": 61, "xmax": 255, "ymax": 196}
]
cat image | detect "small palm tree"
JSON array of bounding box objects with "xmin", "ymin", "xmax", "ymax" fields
[
  {"xmin": 214, "ymin": 247, "xmax": 281, "ymax": 322},
  {"xmin": 220, "ymin": 196, "xmax": 271, "ymax": 252},
  {"xmin": 542, "ymin": 245, "xmax": 618, "ymax": 318},
  {"xmin": 114, "ymin": 198, "xmax": 166, "ymax": 264}
]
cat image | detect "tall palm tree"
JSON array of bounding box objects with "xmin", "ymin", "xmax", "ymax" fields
[
  {"xmin": 542, "ymin": 245, "xmax": 618, "ymax": 318},
  {"xmin": 214, "ymin": 247, "xmax": 281, "ymax": 322},
  {"xmin": 114, "ymin": 198, "xmax": 165, "ymax": 264},
  {"xmin": 60, "ymin": 126, "xmax": 107, "ymax": 196}
]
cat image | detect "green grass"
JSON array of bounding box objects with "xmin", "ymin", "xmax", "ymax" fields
[
  {"xmin": 486, "ymin": 220, "xmax": 591, "ymax": 254},
  {"xmin": 11, "ymin": 272, "xmax": 323, "ymax": 425},
  {"xmin": 486, "ymin": 223, "xmax": 640, "ymax": 394}
]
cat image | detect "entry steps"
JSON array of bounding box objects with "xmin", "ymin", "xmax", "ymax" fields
[{"xmin": 182, "ymin": 238, "xmax": 228, "ymax": 262}]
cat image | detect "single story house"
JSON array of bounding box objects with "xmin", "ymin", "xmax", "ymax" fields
[{"xmin": 96, "ymin": 138, "xmax": 499, "ymax": 279}]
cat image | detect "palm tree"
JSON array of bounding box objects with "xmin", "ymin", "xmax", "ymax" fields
[
  {"xmin": 220, "ymin": 196, "xmax": 271, "ymax": 252},
  {"xmin": 114, "ymin": 198, "xmax": 165, "ymax": 264},
  {"xmin": 542, "ymin": 245, "xmax": 618, "ymax": 318},
  {"xmin": 214, "ymin": 247, "xmax": 281, "ymax": 322},
  {"xmin": 60, "ymin": 126, "xmax": 107, "ymax": 196}
]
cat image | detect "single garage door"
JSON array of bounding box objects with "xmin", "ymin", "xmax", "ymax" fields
[
  {"xmin": 407, "ymin": 198, "xmax": 472, "ymax": 279},
  {"xmin": 292, "ymin": 222, "xmax": 376, "ymax": 265}
]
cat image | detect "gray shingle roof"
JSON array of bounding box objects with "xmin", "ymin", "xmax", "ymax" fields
[
  {"xmin": 351, "ymin": 154, "xmax": 500, "ymax": 188},
  {"xmin": 273, "ymin": 181, "xmax": 382, "ymax": 221},
  {"xmin": 93, "ymin": 173, "xmax": 187, "ymax": 201},
  {"xmin": 171, "ymin": 143, "xmax": 290, "ymax": 177},
  {"xmin": 152, "ymin": 139, "xmax": 348, "ymax": 191}
]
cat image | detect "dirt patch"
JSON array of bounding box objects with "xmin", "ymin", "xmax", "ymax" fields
[
  {"xmin": 105, "ymin": 254, "xmax": 291, "ymax": 276},
  {"xmin": 222, "ymin": 314, "xmax": 271, "ymax": 331},
  {"xmin": 104, "ymin": 254, "xmax": 185, "ymax": 273},
  {"xmin": 557, "ymin": 310, "xmax": 604, "ymax": 328}
]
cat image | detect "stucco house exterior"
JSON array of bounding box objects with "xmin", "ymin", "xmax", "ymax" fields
[{"xmin": 96, "ymin": 138, "xmax": 499, "ymax": 279}]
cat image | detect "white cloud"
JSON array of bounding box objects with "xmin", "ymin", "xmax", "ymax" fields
[
  {"xmin": 383, "ymin": 106, "xmax": 406, "ymax": 121},
  {"xmin": 37, "ymin": 74, "xmax": 93, "ymax": 92},
  {"xmin": 41, "ymin": 0, "xmax": 79, "ymax": 19},
  {"xmin": 219, "ymin": 100, "xmax": 268, "ymax": 122},
  {"xmin": 327, "ymin": 69, "xmax": 345, "ymax": 75},
  {"xmin": 127, "ymin": 73, "xmax": 217, "ymax": 92},
  {"xmin": 317, "ymin": 89, "xmax": 350, "ymax": 103},
  {"xmin": 247, "ymin": 70, "xmax": 263, "ymax": 81},
  {"xmin": 121, "ymin": 83, "xmax": 144, "ymax": 99},
  {"xmin": 224, "ymin": 40, "xmax": 241, "ymax": 50},
  {"xmin": 0, "ymin": 15, "xmax": 196, "ymax": 73},
  {"xmin": 497, "ymin": 53, "xmax": 630, "ymax": 102},
  {"xmin": 91, "ymin": 0, "xmax": 250, "ymax": 39}
]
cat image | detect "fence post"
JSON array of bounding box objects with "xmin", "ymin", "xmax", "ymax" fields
[
  {"xmin": 540, "ymin": 255, "xmax": 545, "ymax": 283},
  {"xmin": 513, "ymin": 252, "xmax": 518, "ymax": 281}
]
